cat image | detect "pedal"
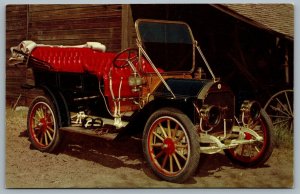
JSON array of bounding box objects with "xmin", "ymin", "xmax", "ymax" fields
[{"xmin": 82, "ymin": 117, "xmax": 103, "ymax": 129}]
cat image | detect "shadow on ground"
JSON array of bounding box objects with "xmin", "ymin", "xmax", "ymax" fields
[{"xmin": 21, "ymin": 129, "xmax": 271, "ymax": 184}]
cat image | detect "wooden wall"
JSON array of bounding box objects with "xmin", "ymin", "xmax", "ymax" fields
[
  {"xmin": 121, "ymin": 5, "xmax": 137, "ymax": 49},
  {"xmin": 6, "ymin": 4, "xmax": 135, "ymax": 107},
  {"xmin": 27, "ymin": 5, "xmax": 122, "ymax": 51},
  {"xmin": 6, "ymin": 5, "xmax": 28, "ymax": 106}
]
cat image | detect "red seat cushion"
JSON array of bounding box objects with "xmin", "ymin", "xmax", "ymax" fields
[
  {"xmin": 30, "ymin": 47, "xmax": 116, "ymax": 77},
  {"xmin": 30, "ymin": 46, "xmax": 164, "ymax": 97},
  {"xmin": 30, "ymin": 46, "xmax": 163, "ymax": 77}
]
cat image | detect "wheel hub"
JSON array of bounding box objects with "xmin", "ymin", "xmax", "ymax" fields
[
  {"xmin": 163, "ymin": 138, "xmax": 175, "ymax": 155},
  {"xmin": 39, "ymin": 118, "xmax": 48, "ymax": 131},
  {"xmin": 244, "ymin": 132, "xmax": 252, "ymax": 140}
]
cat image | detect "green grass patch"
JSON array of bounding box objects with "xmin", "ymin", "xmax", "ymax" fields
[{"xmin": 272, "ymin": 123, "xmax": 293, "ymax": 149}]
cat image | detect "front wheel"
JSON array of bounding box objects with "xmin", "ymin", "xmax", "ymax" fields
[
  {"xmin": 27, "ymin": 96, "xmax": 61, "ymax": 152},
  {"xmin": 143, "ymin": 108, "xmax": 200, "ymax": 183},
  {"xmin": 225, "ymin": 109, "xmax": 274, "ymax": 167}
]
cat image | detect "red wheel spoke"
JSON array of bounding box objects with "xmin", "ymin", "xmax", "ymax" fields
[
  {"xmin": 169, "ymin": 155, "xmax": 173, "ymax": 173},
  {"xmin": 39, "ymin": 133, "xmax": 44, "ymax": 144},
  {"xmin": 161, "ymin": 154, "xmax": 168, "ymax": 169},
  {"xmin": 155, "ymin": 150, "xmax": 165, "ymax": 159},
  {"xmin": 36, "ymin": 108, "xmax": 42, "ymax": 119},
  {"xmin": 34, "ymin": 128, "xmax": 42, "ymax": 138},
  {"xmin": 46, "ymin": 130, "xmax": 53, "ymax": 141},
  {"xmin": 172, "ymin": 153, "xmax": 182, "ymax": 170},
  {"xmin": 47, "ymin": 126, "xmax": 55, "ymax": 133},
  {"xmin": 167, "ymin": 120, "xmax": 171, "ymax": 137},
  {"xmin": 151, "ymin": 143, "xmax": 163, "ymax": 147},
  {"xmin": 44, "ymin": 133, "xmax": 48, "ymax": 145},
  {"xmin": 172, "ymin": 124, "xmax": 179, "ymax": 138},
  {"xmin": 175, "ymin": 144, "xmax": 187, "ymax": 149},
  {"xmin": 158, "ymin": 123, "xmax": 168, "ymax": 138},
  {"xmin": 153, "ymin": 131, "xmax": 164, "ymax": 142},
  {"xmin": 175, "ymin": 150, "xmax": 187, "ymax": 161},
  {"xmin": 41, "ymin": 108, "xmax": 45, "ymax": 118}
]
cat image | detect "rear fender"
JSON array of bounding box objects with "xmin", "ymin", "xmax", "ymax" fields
[{"xmin": 38, "ymin": 85, "xmax": 70, "ymax": 127}]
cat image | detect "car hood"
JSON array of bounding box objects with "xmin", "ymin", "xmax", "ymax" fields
[{"xmin": 153, "ymin": 78, "xmax": 214, "ymax": 99}]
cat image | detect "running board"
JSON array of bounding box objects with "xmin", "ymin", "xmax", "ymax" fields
[{"xmin": 60, "ymin": 126, "xmax": 119, "ymax": 140}]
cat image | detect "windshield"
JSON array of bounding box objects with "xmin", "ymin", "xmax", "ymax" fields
[{"xmin": 136, "ymin": 20, "xmax": 195, "ymax": 73}]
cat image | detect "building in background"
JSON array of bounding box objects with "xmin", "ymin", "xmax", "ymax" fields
[{"xmin": 6, "ymin": 4, "xmax": 294, "ymax": 107}]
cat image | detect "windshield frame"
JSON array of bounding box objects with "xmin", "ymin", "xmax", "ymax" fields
[{"xmin": 135, "ymin": 19, "xmax": 196, "ymax": 75}]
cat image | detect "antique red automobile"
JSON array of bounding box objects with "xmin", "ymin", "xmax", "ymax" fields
[{"xmin": 10, "ymin": 19, "xmax": 273, "ymax": 183}]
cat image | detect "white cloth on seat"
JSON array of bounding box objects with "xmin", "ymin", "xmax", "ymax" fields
[
  {"xmin": 8, "ymin": 40, "xmax": 37, "ymax": 66},
  {"xmin": 85, "ymin": 42, "xmax": 106, "ymax": 52}
]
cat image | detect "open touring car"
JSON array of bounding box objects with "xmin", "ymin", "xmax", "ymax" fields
[{"xmin": 9, "ymin": 19, "xmax": 273, "ymax": 183}]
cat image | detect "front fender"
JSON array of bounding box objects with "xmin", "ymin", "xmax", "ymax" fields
[{"xmin": 116, "ymin": 97, "xmax": 196, "ymax": 139}]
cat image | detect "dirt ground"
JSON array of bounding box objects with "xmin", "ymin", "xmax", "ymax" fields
[{"xmin": 5, "ymin": 108, "xmax": 293, "ymax": 188}]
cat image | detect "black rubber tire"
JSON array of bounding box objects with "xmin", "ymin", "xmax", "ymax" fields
[
  {"xmin": 225, "ymin": 109, "xmax": 274, "ymax": 167},
  {"xmin": 142, "ymin": 108, "xmax": 200, "ymax": 183},
  {"xmin": 27, "ymin": 96, "xmax": 61, "ymax": 152}
]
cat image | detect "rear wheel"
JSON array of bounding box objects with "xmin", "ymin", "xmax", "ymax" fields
[
  {"xmin": 27, "ymin": 96, "xmax": 61, "ymax": 152},
  {"xmin": 225, "ymin": 110, "xmax": 274, "ymax": 167},
  {"xmin": 143, "ymin": 108, "xmax": 200, "ymax": 183}
]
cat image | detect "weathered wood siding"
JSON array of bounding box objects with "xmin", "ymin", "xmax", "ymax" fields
[
  {"xmin": 121, "ymin": 5, "xmax": 136, "ymax": 49},
  {"xmin": 6, "ymin": 4, "xmax": 130, "ymax": 106},
  {"xmin": 27, "ymin": 4, "xmax": 122, "ymax": 51},
  {"xmin": 6, "ymin": 5, "xmax": 28, "ymax": 106}
]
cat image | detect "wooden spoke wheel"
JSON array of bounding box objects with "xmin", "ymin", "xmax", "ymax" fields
[
  {"xmin": 143, "ymin": 108, "xmax": 200, "ymax": 183},
  {"xmin": 27, "ymin": 96, "xmax": 61, "ymax": 152},
  {"xmin": 264, "ymin": 89, "xmax": 294, "ymax": 132},
  {"xmin": 225, "ymin": 110, "xmax": 274, "ymax": 167}
]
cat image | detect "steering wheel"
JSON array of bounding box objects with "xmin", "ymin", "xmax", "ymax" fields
[{"xmin": 113, "ymin": 48, "xmax": 139, "ymax": 68}]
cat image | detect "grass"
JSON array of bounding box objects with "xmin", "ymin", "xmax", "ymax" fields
[
  {"xmin": 6, "ymin": 107, "xmax": 28, "ymax": 131},
  {"xmin": 272, "ymin": 122, "xmax": 293, "ymax": 149},
  {"xmin": 6, "ymin": 107, "xmax": 28, "ymax": 119}
]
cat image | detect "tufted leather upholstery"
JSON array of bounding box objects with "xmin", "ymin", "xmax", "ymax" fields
[{"xmin": 30, "ymin": 47, "xmax": 116, "ymax": 77}]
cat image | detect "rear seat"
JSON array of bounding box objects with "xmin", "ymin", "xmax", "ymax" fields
[{"xmin": 30, "ymin": 47, "xmax": 116, "ymax": 78}]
